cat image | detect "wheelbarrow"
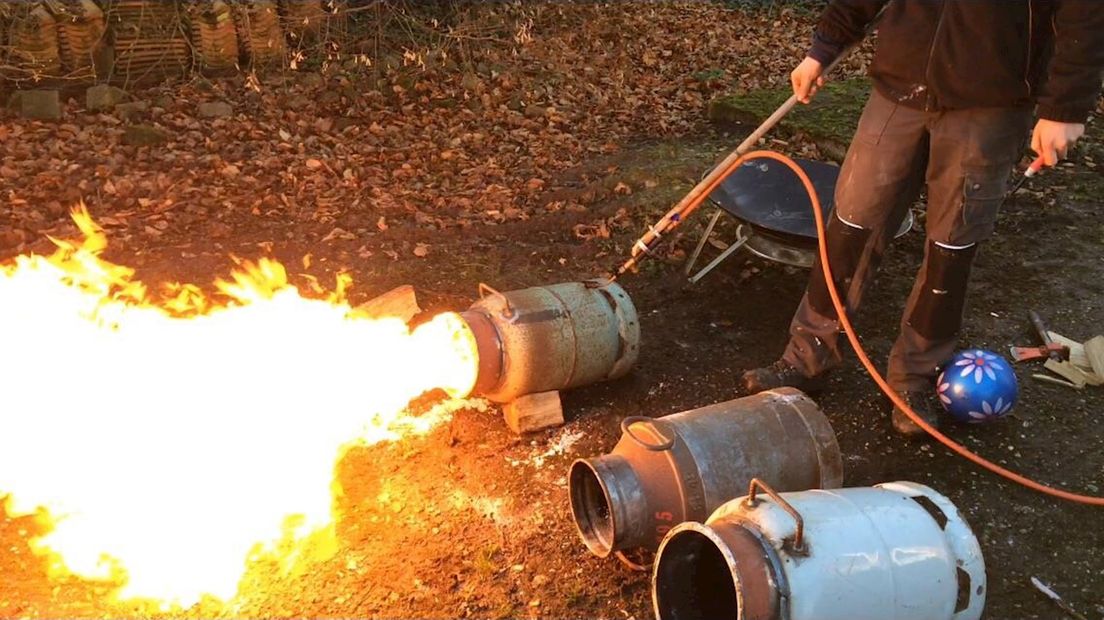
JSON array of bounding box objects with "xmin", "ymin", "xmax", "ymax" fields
[{"xmin": 683, "ymin": 157, "xmax": 914, "ymax": 283}]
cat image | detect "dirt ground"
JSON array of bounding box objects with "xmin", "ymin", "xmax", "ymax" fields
[
  {"xmin": 3, "ymin": 121, "xmax": 1103, "ymax": 619},
  {"xmin": 2, "ymin": 5, "xmax": 1103, "ymax": 618}
]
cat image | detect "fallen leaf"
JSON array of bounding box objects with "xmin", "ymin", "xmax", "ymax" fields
[
  {"xmin": 302, "ymin": 253, "xmax": 312, "ymax": 269},
  {"xmin": 376, "ymin": 216, "xmax": 388, "ymax": 231},
  {"xmin": 208, "ymin": 222, "xmax": 233, "ymax": 238},
  {"xmin": 413, "ymin": 243, "xmax": 430, "ymax": 257},
  {"xmin": 573, "ymin": 222, "xmax": 610, "ymax": 240},
  {"xmin": 321, "ymin": 227, "xmax": 356, "ymax": 242},
  {"xmin": 305, "ymin": 158, "xmax": 324, "ymax": 170}
]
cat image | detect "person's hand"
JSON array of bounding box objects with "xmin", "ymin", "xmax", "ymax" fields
[
  {"xmin": 1031, "ymin": 119, "xmax": 1085, "ymax": 166},
  {"xmin": 791, "ymin": 57, "xmax": 825, "ymax": 104}
]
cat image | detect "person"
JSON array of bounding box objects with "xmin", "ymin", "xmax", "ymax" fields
[{"xmin": 740, "ymin": 0, "xmax": 1104, "ymax": 436}]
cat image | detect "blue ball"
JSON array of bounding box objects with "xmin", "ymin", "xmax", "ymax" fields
[{"xmin": 936, "ymin": 349, "xmax": 1018, "ymax": 424}]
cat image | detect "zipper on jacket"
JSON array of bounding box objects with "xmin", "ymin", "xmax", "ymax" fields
[{"xmin": 923, "ymin": 1, "xmax": 948, "ymax": 111}]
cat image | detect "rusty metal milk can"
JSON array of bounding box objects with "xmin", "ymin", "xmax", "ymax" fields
[
  {"xmin": 652, "ymin": 480, "xmax": 986, "ymax": 620},
  {"xmin": 458, "ymin": 279, "xmax": 639, "ymax": 403},
  {"xmin": 568, "ymin": 388, "xmax": 842, "ymax": 558}
]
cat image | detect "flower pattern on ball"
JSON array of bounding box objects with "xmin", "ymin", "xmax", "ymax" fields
[
  {"xmin": 936, "ymin": 349, "xmax": 1018, "ymax": 424},
  {"xmin": 936, "ymin": 378, "xmax": 952, "ymax": 406},
  {"xmin": 954, "ymin": 350, "xmax": 1005, "ymax": 384},
  {"xmin": 966, "ymin": 397, "xmax": 1013, "ymax": 421}
]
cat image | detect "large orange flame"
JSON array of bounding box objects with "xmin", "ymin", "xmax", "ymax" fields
[{"xmin": 0, "ymin": 205, "xmax": 481, "ymax": 607}]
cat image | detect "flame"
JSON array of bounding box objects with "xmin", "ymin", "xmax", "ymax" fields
[{"xmin": 0, "ymin": 204, "xmax": 481, "ymax": 607}]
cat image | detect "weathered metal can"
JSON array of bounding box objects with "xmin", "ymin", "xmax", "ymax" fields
[
  {"xmin": 653, "ymin": 481, "xmax": 986, "ymax": 620},
  {"xmin": 458, "ymin": 279, "xmax": 639, "ymax": 403},
  {"xmin": 568, "ymin": 388, "xmax": 842, "ymax": 557}
]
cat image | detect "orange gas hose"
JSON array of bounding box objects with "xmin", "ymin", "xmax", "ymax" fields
[{"xmin": 626, "ymin": 148, "xmax": 1104, "ymax": 506}]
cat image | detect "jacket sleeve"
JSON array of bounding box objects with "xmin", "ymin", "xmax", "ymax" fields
[
  {"xmin": 807, "ymin": 0, "xmax": 890, "ymax": 66},
  {"xmin": 1035, "ymin": 0, "xmax": 1104, "ymax": 123}
]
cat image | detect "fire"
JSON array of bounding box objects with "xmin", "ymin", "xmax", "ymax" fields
[{"xmin": 0, "ymin": 205, "xmax": 481, "ymax": 607}]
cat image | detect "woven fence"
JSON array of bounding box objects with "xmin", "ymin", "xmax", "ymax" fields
[{"xmin": 0, "ymin": 0, "xmax": 350, "ymax": 87}]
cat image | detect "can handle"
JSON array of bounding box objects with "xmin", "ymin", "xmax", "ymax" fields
[
  {"xmin": 477, "ymin": 282, "xmax": 515, "ymax": 319},
  {"xmin": 620, "ymin": 416, "xmax": 676, "ymax": 452},
  {"xmin": 744, "ymin": 478, "xmax": 807, "ymax": 555}
]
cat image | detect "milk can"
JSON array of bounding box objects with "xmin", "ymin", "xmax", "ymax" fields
[
  {"xmin": 652, "ymin": 480, "xmax": 986, "ymax": 620},
  {"xmin": 458, "ymin": 279, "xmax": 639, "ymax": 403},
  {"xmin": 569, "ymin": 388, "xmax": 842, "ymax": 558}
]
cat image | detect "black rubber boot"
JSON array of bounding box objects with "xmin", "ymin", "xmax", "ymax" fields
[
  {"xmin": 891, "ymin": 390, "xmax": 940, "ymax": 438},
  {"xmin": 740, "ymin": 360, "xmax": 826, "ymax": 395}
]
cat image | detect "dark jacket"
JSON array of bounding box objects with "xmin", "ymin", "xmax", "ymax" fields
[{"xmin": 808, "ymin": 0, "xmax": 1104, "ymax": 123}]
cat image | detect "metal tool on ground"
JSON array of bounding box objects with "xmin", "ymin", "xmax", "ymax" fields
[
  {"xmin": 1036, "ymin": 335, "xmax": 1104, "ymax": 389},
  {"xmin": 1032, "ymin": 310, "xmax": 1064, "ymax": 362},
  {"xmin": 1031, "ymin": 577, "xmax": 1090, "ymax": 620},
  {"xmin": 652, "ymin": 480, "xmax": 986, "ymax": 620},
  {"xmin": 1031, "ymin": 373, "xmax": 1079, "ymax": 389},
  {"xmin": 1010, "ymin": 310, "xmax": 1069, "ymax": 362},
  {"xmin": 568, "ymin": 388, "xmax": 842, "ymax": 568},
  {"xmin": 1010, "ymin": 343, "xmax": 1069, "ymax": 363}
]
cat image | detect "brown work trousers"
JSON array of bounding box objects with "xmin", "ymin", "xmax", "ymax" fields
[{"xmin": 782, "ymin": 89, "xmax": 1032, "ymax": 392}]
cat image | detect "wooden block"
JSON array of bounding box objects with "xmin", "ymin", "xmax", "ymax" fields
[
  {"xmin": 1047, "ymin": 331, "xmax": 1091, "ymax": 370},
  {"xmin": 503, "ymin": 391, "xmax": 564, "ymax": 434},
  {"xmin": 1032, "ymin": 373, "xmax": 1079, "ymax": 389},
  {"xmin": 1084, "ymin": 336, "xmax": 1104, "ymax": 383},
  {"xmin": 1044, "ymin": 358, "xmax": 1088, "ymax": 389},
  {"xmin": 353, "ymin": 285, "xmax": 420, "ymax": 322}
]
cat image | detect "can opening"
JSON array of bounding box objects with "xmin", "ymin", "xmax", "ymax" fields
[
  {"xmin": 568, "ymin": 460, "xmax": 616, "ymax": 556},
  {"xmin": 654, "ymin": 529, "xmax": 740, "ymax": 620},
  {"xmin": 456, "ymin": 311, "xmax": 504, "ymax": 397}
]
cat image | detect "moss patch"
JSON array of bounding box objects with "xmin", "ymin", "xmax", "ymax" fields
[{"xmin": 707, "ymin": 77, "xmax": 871, "ymax": 161}]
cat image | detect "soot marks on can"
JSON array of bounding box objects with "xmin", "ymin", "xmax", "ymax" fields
[{"xmin": 510, "ymin": 307, "xmax": 565, "ymax": 324}]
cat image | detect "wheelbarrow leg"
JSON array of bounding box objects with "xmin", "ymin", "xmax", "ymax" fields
[
  {"xmin": 687, "ymin": 226, "xmax": 751, "ymax": 285},
  {"xmin": 684, "ymin": 208, "xmax": 724, "ymax": 276}
]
